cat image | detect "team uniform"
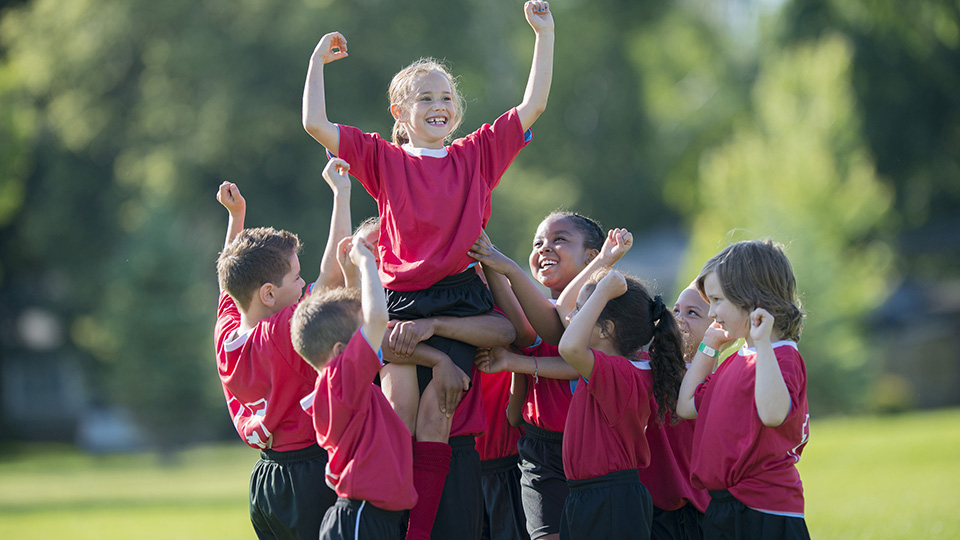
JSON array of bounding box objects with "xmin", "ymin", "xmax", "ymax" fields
[
  {"xmin": 690, "ymin": 341, "xmax": 811, "ymax": 540},
  {"xmin": 215, "ymin": 291, "xmax": 337, "ymax": 540},
  {"xmin": 476, "ymin": 370, "xmax": 529, "ymax": 540},
  {"xmin": 560, "ymin": 350, "xmax": 656, "ymax": 540},
  {"xmin": 300, "ymin": 329, "xmax": 417, "ymax": 540},
  {"xmin": 516, "ymin": 340, "xmax": 574, "ymax": 539},
  {"xmin": 334, "ymin": 108, "xmax": 532, "ymax": 380},
  {"xmin": 639, "ymin": 365, "xmax": 709, "ymax": 540}
]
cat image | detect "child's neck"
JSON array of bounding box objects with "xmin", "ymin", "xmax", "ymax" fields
[{"xmin": 238, "ymin": 304, "xmax": 273, "ymax": 335}]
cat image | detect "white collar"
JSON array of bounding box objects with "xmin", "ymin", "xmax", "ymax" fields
[
  {"xmin": 738, "ymin": 340, "xmax": 798, "ymax": 355},
  {"xmin": 402, "ymin": 143, "xmax": 448, "ymax": 158}
]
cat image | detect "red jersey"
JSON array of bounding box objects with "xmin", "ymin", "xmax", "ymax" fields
[
  {"xmin": 637, "ymin": 359, "xmax": 710, "ymax": 512},
  {"xmin": 475, "ymin": 370, "xmax": 523, "ymax": 461},
  {"xmin": 562, "ymin": 350, "xmax": 653, "ymax": 481},
  {"xmin": 215, "ymin": 291, "xmax": 318, "ymax": 451},
  {"xmin": 336, "ymin": 109, "xmax": 531, "ymax": 291},
  {"xmin": 518, "ymin": 341, "xmax": 574, "ymax": 432},
  {"xmin": 450, "ymin": 366, "xmax": 487, "ymax": 438},
  {"xmin": 691, "ymin": 341, "xmax": 809, "ymax": 516},
  {"xmin": 300, "ymin": 329, "xmax": 417, "ymax": 512}
]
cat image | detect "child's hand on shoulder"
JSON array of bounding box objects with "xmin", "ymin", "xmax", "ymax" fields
[
  {"xmin": 216, "ymin": 181, "xmax": 245, "ymax": 216},
  {"xmin": 469, "ymin": 230, "xmax": 514, "ymax": 275},
  {"xmin": 749, "ymin": 307, "xmax": 775, "ymax": 344},
  {"xmin": 524, "ymin": 1, "xmax": 554, "ymax": 32},
  {"xmin": 322, "ymin": 157, "xmax": 351, "ymax": 193},
  {"xmin": 600, "ymin": 228, "xmax": 633, "ymax": 264},
  {"xmin": 313, "ymin": 32, "xmax": 348, "ymax": 64}
]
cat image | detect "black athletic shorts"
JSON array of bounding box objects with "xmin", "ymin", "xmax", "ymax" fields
[
  {"xmin": 319, "ymin": 497, "xmax": 405, "ymax": 540},
  {"xmin": 430, "ymin": 435, "xmax": 484, "ymax": 540},
  {"xmin": 250, "ymin": 443, "xmax": 338, "ymax": 540},
  {"xmin": 517, "ymin": 424, "xmax": 567, "ymax": 539},
  {"xmin": 480, "ymin": 455, "xmax": 530, "ymax": 540},
  {"xmin": 703, "ymin": 490, "xmax": 810, "ymax": 540},
  {"xmin": 652, "ymin": 503, "xmax": 704, "ymax": 540},
  {"xmin": 385, "ymin": 267, "xmax": 493, "ymax": 393},
  {"xmin": 559, "ymin": 469, "xmax": 653, "ymax": 540}
]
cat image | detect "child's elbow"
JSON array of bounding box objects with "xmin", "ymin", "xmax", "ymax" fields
[
  {"xmin": 759, "ymin": 409, "xmax": 788, "ymax": 427},
  {"xmin": 676, "ymin": 399, "xmax": 697, "ymax": 420}
]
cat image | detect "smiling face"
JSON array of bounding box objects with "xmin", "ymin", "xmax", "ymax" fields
[
  {"xmin": 673, "ymin": 286, "xmax": 711, "ymax": 361},
  {"xmin": 702, "ymin": 271, "xmax": 750, "ymax": 341},
  {"xmin": 528, "ymin": 216, "xmax": 596, "ymax": 297},
  {"xmin": 271, "ymin": 253, "xmax": 306, "ymax": 312},
  {"xmin": 395, "ymin": 70, "xmax": 458, "ymax": 149}
]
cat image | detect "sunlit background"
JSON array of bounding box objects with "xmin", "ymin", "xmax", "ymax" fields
[{"xmin": 0, "ymin": 0, "xmax": 957, "ymax": 457}]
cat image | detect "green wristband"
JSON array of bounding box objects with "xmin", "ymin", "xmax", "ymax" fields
[{"xmin": 698, "ymin": 342, "xmax": 720, "ymax": 359}]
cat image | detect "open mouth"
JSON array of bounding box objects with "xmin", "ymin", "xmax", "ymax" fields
[
  {"xmin": 426, "ymin": 117, "xmax": 447, "ymax": 126},
  {"xmin": 539, "ymin": 259, "xmax": 558, "ymax": 270}
]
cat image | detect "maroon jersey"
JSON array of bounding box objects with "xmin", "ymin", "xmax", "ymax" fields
[
  {"xmin": 336, "ymin": 109, "xmax": 530, "ymax": 291},
  {"xmin": 215, "ymin": 291, "xmax": 318, "ymax": 451},
  {"xmin": 300, "ymin": 329, "xmax": 417, "ymax": 512},
  {"xmin": 518, "ymin": 341, "xmax": 573, "ymax": 432},
  {"xmin": 691, "ymin": 341, "xmax": 809, "ymax": 516},
  {"xmin": 475, "ymin": 370, "xmax": 523, "ymax": 461},
  {"xmin": 637, "ymin": 359, "xmax": 710, "ymax": 512},
  {"xmin": 562, "ymin": 350, "xmax": 653, "ymax": 481}
]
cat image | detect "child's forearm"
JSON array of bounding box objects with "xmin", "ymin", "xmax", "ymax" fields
[
  {"xmin": 677, "ymin": 350, "xmax": 717, "ymax": 419},
  {"xmin": 315, "ymin": 188, "xmax": 351, "ymax": 291},
  {"xmin": 557, "ymin": 289, "xmax": 606, "ymax": 380},
  {"xmin": 754, "ymin": 342, "xmax": 791, "ymax": 426},
  {"xmin": 504, "ymin": 264, "xmax": 565, "ymax": 345},
  {"xmin": 507, "ymin": 372, "xmax": 527, "ymax": 426},
  {"xmin": 517, "ymin": 29, "xmax": 555, "ymax": 131},
  {"xmin": 555, "ymin": 252, "xmax": 616, "ymax": 324},
  {"xmin": 224, "ymin": 211, "xmax": 244, "ymax": 251},
  {"xmin": 507, "ymin": 352, "xmax": 579, "ymax": 381},
  {"xmin": 358, "ymin": 259, "xmax": 388, "ymax": 346},
  {"xmin": 431, "ymin": 313, "xmax": 516, "ymax": 348},
  {"xmin": 484, "ymin": 269, "xmax": 537, "ymax": 347}
]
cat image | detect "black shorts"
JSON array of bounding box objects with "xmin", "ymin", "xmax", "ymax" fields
[
  {"xmin": 517, "ymin": 424, "xmax": 567, "ymax": 539},
  {"xmin": 559, "ymin": 469, "xmax": 653, "ymax": 540},
  {"xmin": 480, "ymin": 455, "xmax": 530, "ymax": 540},
  {"xmin": 250, "ymin": 444, "xmax": 338, "ymax": 540},
  {"xmin": 652, "ymin": 503, "xmax": 704, "ymax": 540},
  {"xmin": 431, "ymin": 435, "xmax": 484, "ymax": 540},
  {"xmin": 703, "ymin": 490, "xmax": 810, "ymax": 540},
  {"xmin": 386, "ymin": 267, "xmax": 494, "ymax": 392},
  {"xmin": 319, "ymin": 498, "xmax": 405, "ymax": 540}
]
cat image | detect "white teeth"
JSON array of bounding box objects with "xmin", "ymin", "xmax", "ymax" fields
[
  {"xmin": 427, "ymin": 118, "xmax": 446, "ymax": 125},
  {"xmin": 540, "ymin": 260, "xmax": 557, "ymax": 269}
]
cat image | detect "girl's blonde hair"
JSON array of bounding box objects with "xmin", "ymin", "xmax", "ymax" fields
[
  {"xmin": 388, "ymin": 58, "xmax": 465, "ymax": 146},
  {"xmin": 695, "ymin": 240, "xmax": 805, "ymax": 342}
]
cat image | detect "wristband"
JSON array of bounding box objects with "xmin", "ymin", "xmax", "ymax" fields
[
  {"xmin": 698, "ymin": 342, "xmax": 720, "ymax": 359},
  {"xmin": 533, "ymin": 356, "xmax": 539, "ymax": 385}
]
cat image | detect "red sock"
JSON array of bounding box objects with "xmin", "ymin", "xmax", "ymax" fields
[{"xmin": 405, "ymin": 441, "xmax": 452, "ymax": 540}]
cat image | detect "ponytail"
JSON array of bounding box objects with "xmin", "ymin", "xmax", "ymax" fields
[{"xmin": 647, "ymin": 294, "xmax": 685, "ymax": 425}]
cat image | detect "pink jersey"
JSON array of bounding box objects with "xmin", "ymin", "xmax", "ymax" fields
[
  {"xmin": 336, "ymin": 109, "xmax": 530, "ymax": 291},
  {"xmin": 637, "ymin": 359, "xmax": 710, "ymax": 511},
  {"xmin": 300, "ymin": 329, "xmax": 417, "ymax": 512},
  {"xmin": 518, "ymin": 341, "xmax": 573, "ymax": 433},
  {"xmin": 215, "ymin": 291, "xmax": 318, "ymax": 452},
  {"xmin": 562, "ymin": 350, "xmax": 653, "ymax": 481},
  {"xmin": 451, "ymin": 366, "xmax": 487, "ymax": 438},
  {"xmin": 691, "ymin": 341, "xmax": 809, "ymax": 516},
  {"xmin": 475, "ymin": 370, "xmax": 523, "ymax": 461}
]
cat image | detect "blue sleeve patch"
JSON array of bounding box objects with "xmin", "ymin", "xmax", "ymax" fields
[{"xmin": 523, "ymin": 129, "xmax": 533, "ymax": 144}]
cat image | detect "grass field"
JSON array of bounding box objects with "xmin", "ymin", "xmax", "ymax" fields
[{"xmin": 1, "ymin": 409, "xmax": 958, "ymax": 539}]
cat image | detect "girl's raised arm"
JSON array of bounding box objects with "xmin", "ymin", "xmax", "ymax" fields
[
  {"xmin": 303, "ymin": 32, "xmax": 349, "ymax": 155},
  {"xmin": 516, "ymin": 1, "xmax": 555, "ymax": 132},
  {"xmin": 556, "ymin": 229, "xmax": 632, "ymax": 325},
  {"xmin": 558, "ymin": 271, "xmax": 627, "ymax": 380}
]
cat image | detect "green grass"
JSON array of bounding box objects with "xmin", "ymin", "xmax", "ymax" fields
[{"xmin": 0, "ymin": 409, "xmax": 958, "ymax": 539}]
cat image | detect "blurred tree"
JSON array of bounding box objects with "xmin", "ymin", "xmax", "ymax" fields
[
  {"xmin": 782, "ymin": 0, "xmax": 960, "ymax": 279},
  {"xmin": 682, "ymin": 33, "xmax": 895, "ymax": 413}
]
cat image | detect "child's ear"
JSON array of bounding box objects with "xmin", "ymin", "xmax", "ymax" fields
[
  {"xmin": 585, "ymin": 248, "xmax": 600, "ymax": 262},
  {"xmin": 331, "ymin": 341, "xmax": 346, "ymax": 357},
  {"xmin": 260, "ymin": 282, "xmax": 276, "ymax": 308},
  {"xmin": 390, "ymin": 103, "xmax": 403, "ymax": 121},
  {"xmin": 598, "ymin": 320, "xmax": 615, "ymax": 339}
]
